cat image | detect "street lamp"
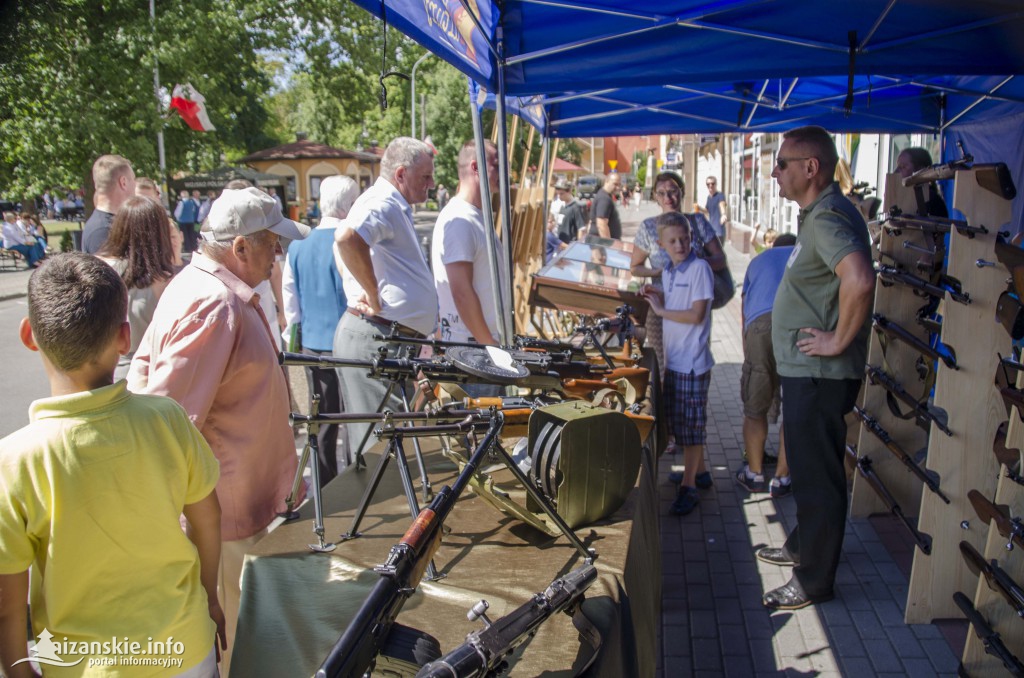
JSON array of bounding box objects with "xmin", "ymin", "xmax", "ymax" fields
[{"xmin": 411, "ymin": 52, "xmax": 434, "ymax": 139}]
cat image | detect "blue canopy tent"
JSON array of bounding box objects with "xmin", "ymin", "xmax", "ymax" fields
[
  {"xmin": 351, "ymin": 0, "xmax": 1024, "ymax": 330},
  {"xmin": 352, "ymin": 1, "xmax": 1024, "ymax": 95}
]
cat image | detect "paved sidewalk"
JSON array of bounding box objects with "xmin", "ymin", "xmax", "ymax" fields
[
  {"xmin": 0, "ymin": 264, "xmax": 32, "ymax": 301},
  {"xmin": 653, "ymin": 242, "xmax": 962, "ymax": 677}
]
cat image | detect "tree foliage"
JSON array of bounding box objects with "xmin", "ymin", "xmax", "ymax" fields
[
  {"xmin": 0, "ymin": 0, "xmax": 552, "ymax": 204},
  {"xmin": 0, "ymin": 0, "xmax": 280, "ymax": 199}
]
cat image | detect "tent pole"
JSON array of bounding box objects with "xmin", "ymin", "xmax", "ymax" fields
[
  {"xmin": 494, "ymin": 27, "xmax": 515, "ymax": 344},
  {"xmin": 541, "ymin": 136, "xmax": 550, "ymax": 223},
  {"xmin": 468, "ymin": 78, "xmax": 508, "ymax": 347}
]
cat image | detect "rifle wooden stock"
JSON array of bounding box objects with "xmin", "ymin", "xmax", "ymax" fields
[
  {"xmin": 953, "ymin": 591, "xmax": 1024, "ymax": 676},
  {"xmin": 1001, "ymin": 386, "xmax": 1024, "ymax": 422},
  {"xmin": 997, "ymin": 291, "xmax": 1024, "ymax": 341},
  {"xmin": 853, "ymin": 406, "xmax": 950, "ymax": 503},
  {"xmin": 872, "ymin": 313, "xmax": 958, "ymax": 370},
  {"xmin": 851, "ymin": 451, "xmax": 932, "ymax": 554},
  {"xmin": 968, "ymin": 489, "xmax": 1024, "ymax": 552},
  {"xmin": 316, "ymin": 414, "xmax": 505, "ymax": 678},
  {"xmin": 866, "ymin": 365, "xmax": 953, "ymax": 436},
  {"xmin": 876, "ymin": 264, "xmax": 971, "ymax": 305},
  {"xmin": 959, "ymin": 540, "xmax": 1024, "ymax": 618},
  {"xmin": 415, "ymin": 564, "xmax": 598, "ymax": 678},
  {"xmin": 992, "ymin": 421, "xmax": 1024, "ymax": 485}
]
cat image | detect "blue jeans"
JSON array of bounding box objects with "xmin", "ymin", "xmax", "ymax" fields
[{"xmin": 8, "ymin": 243, "xmax": 43, "ymax": 267}]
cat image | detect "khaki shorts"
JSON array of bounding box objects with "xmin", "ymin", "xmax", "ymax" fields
[{"xmin": 741, "ymin": 313, "xmax": 781, "ymax": 421}]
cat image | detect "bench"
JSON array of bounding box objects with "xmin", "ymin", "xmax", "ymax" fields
[{"xmin": 0, "ymin": 247, "xmax": 26, "ymax": 271}]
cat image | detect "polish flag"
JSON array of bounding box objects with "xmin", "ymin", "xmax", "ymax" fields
[{"xmin": 170, "ymin": 83, "xmax": 216, "ymax": 132}]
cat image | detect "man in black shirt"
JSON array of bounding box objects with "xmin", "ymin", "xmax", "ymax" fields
[
  {"xmin": 592, "ymin": 173, "xmax": 622, "ymax": 240},
  {"xmin": 82, "ymin": 155, "xmax": 136, "ymax": 254}
]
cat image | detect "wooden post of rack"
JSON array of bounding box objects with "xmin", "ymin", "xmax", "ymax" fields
[
  {"xmin": 905, "ymin": 165, "xmax": 1011, "ymax": 623},
  {"xmin": 851, "ymin": 174, "xmax": 933, "ymax": 518}
]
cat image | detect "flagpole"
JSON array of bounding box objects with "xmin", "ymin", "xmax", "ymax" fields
[{"xmin": 150, "ymin": 0, "xmax": 168, "ymax": 207}]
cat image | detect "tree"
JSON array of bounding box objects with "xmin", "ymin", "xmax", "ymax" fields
[{"xmin": 0, "ymin": 0, "xmax": 281, "ymax": 202}]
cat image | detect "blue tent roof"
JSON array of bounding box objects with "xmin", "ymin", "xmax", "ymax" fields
[
  {"xmin": 353, "ymin": 1, "xmax": 1024, "ymax": 96},
  {"xmin": 352, "ymin": 1, "xmax": 1024, "ymax": 136}
]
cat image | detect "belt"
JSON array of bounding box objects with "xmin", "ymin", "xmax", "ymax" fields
[{"xmin": 346, "ymin": 307, "xmax": 426, "ymax": 339}]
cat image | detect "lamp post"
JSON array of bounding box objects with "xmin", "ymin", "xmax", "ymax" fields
[{"xmin": 411, "ymin": 52, "xmax": 434, "ymax": 139}]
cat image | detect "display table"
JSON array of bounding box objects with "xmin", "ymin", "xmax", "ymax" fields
[{"xmin": 231, "ymin": 438, "xmax": 660, "ymax": 677}]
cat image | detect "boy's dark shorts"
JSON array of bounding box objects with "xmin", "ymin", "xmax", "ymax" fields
[{"xmin": 741, "ymin": 313, "xmax": 781, "ymax": 422}]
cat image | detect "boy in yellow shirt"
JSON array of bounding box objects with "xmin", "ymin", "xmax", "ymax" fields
[{"xmin": 0, "ymin": 253, "xmax": 223, "ymax": 677}]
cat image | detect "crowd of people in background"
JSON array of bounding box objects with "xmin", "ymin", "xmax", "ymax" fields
[{"xmin": 0, "ymin": 130, "xmax": 946, "ymax": 677}]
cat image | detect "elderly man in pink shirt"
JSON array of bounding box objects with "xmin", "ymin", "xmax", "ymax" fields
[{"xmin": 128, "ymin": 187, "xmax": 309, "ymax": 672}]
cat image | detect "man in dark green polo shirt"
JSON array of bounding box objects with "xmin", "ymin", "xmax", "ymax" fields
[{"xmin": 755, "ymin": 126, "xmax": 876, "ymax": 610}]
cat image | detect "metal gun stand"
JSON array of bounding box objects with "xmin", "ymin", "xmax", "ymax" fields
[
  {"xmin": 348, "ymin": 337, "xmax": 435, "ymax": 504},
  {"xmin": 279, "ymin": 394, "xmax": 336, "ymax": 553},
  {"xmin": 297, "ymin": 408, "xmax": 597, "ymax": 564}
]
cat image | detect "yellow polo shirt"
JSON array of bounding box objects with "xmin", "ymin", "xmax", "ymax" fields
[{"xmin": 0, "ymin": 381, "xmax": 219, "ymax": 676}]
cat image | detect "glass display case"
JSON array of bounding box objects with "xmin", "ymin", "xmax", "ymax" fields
[{"xmin": 529, "ymin": 238, "xmax": 650, "ymax": 323}]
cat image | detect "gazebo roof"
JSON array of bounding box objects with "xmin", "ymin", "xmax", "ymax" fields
[
  {"xmin": 552, "ymin": 157, "xmax": 586, "ymax": 172},
  {"xmin": 239, "ymin": 139, "xmax": 381, "ymax": 163}
]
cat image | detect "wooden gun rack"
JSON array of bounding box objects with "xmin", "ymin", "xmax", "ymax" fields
[{"xmin": 854, "ymin": 167, "xmax": 1023, "ymax": 675}]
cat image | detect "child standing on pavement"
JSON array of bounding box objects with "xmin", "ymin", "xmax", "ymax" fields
[
  {"xmin": 643, "ymin": 212, "xmax": 715, "ymax": 515},
  {"xmin": 0, "ymin": 253, "xmax": 224, "ymax": 677}
]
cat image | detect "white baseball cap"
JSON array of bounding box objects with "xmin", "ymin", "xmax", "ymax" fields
[{"xmin": 200, "ymin": 187, "xmax": 310, "ymax": 242}]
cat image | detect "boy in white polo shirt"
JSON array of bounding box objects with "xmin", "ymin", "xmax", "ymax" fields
[{"xmin": 643, "ymin": 211, "xmax": 715, "ymax": 515}]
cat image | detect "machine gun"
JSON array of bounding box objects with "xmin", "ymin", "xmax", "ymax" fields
[
  {"xmin": 414, "ymin": 563, "xmax": 600, "ymax": 678},
  {"xmin": 904, "ymin": 154, "xmax": 1016, "ymax": 204},
  {"xmin": 865, "ymin": 365, "xmax": 953, "ymax": 436},
  {"xmin": 852, "ymin": 406, "xmax": 950, "ymax": 504},
  {"xmin": 959, "ymin": 540, "xmax": 1024, "ymax": 618},
  {"xmin": 953, "ymin": 591, "xmax": 1024, "ymax": 676},
  {"xmin": 280, "ymin": 348, "xmax": 531, "ymax": 387},
  {"xmin": 875, "ymin": 263, "xmax": 971, "ymax": 306},
  {"xmin": 316, "ymin": 412, "xmax": 508, "ymax": 678},
  {"xmin": 872, "ymin": 313, "xmax": 958, "ymax": 371},
  {"xmin": 881, "ymin": 209, "xmax": 989, "ymax": 240},
  {"xmin": 364, "ymin": 333, "xmax": 650, "ymax": 407},
  {"xmin": 968, "ymin": 489, "xmax": 1024, "ymax": 552},
  {"xmin": 847, "ymin": 446, "xmax": 932, "ymax": 554}
]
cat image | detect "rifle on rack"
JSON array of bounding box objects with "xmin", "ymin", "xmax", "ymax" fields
[
  {"xmin": 865, "ymin": 365, "xmax": 953, "ymax": 436},
  {"xmin": 953, "ymin": 591, "xmax": 1024, "ymax": 677},
  {"xmin": 992, "ymin": 421, "xmax": 1024, "ymax": 486},
  {"xmin": 852, "ymin": 406, "xmax": 950, "ymax": 503},
  {"xmin": 872, "ymin": 313, "xmax": 958, "ymax": 370},
  {"xmin": 968, "ymin": 489, "xmax": 1024, "ymax": 552},
  {"xmin": 846, "ymin": 446, "xmax": 933, "ymax": 554},
  {"xmin": 875, "ymin": 263, "xmax": 971, "ymax": 306},
  {"xmin": 959, "ymin": 540, "xmax": 1024, "ymax": 618},
  {"xmin": 881, "ymin": 209, "xmax": 990, "ymax": 239},
  {"xmin": 415, "ymin": 563, "xmax": 600, "ymax": 678},
  {"xmin": 316, "ymin": 412, "xmax": 512, "ymax": 678}
]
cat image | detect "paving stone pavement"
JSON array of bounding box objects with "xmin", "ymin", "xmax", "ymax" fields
[{"xmin": 649, "ymin": 236, "xmax": 962, "ymax": 677}]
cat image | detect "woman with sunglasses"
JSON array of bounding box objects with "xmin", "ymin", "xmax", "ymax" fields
[{"xmin": 631, "ymin": 171, "xmax": 728, "ymax": 378}]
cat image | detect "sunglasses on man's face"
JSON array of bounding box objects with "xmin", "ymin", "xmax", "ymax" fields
[{"xmin": 775, "ymin": 156, "xmax": 811, "ymax": 171}]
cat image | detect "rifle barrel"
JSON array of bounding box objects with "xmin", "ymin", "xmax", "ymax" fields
[
  {"xmin": 872, "ymin": 314, "xmax": 957, "ymax": 370},
  {"xmin": 853, "ymin": 406, "xmax": 950, "ymax": 504},
  {"xmin": 316, "ymin": 413, "xmax": 505, "ymax": 678},
  {"xmin": 960, "ymin": 540, "xmax": 1024, "ymax": 618},
  {"xmin": 866, "ymin": 365, "xmax": 953, "ymax": 436},
  {"xmin": 855, "ymin": 455, "xmax": 932, "ymax": 554},
  {"xmin": 953, "ymin": 591, "xmax": 1024, "ymax": 675}
]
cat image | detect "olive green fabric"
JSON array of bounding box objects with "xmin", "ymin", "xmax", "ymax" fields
[
  {"xmin": 230, "ymin": 439, "xmax": 659, "ymax": 677},
  {"xmin": 772, "ymin": 182, "xmax": 872, "ymax": 380}
]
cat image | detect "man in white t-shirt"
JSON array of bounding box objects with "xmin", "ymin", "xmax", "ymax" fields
[{"xmin": 431, "ymin": 139, "xmax": 504, "ymax": 347}]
